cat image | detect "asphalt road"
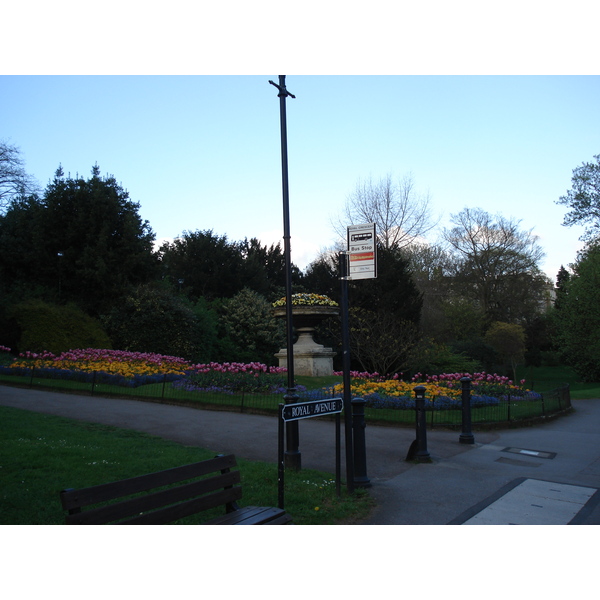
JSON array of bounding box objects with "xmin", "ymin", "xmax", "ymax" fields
[{"xmin": 2, "ymin": 384, "xmax": 599, "ymax": 525}]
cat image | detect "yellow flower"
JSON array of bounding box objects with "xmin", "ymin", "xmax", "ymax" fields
[
  {"xmin": 329, "ymin": 378, "xmax": 461, "ymax": 401},
  {"xmin": 273, "ymin": 293, "xmax": 338, "ymax": 308}
]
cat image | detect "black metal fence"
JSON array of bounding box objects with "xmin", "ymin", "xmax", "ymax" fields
[
  {"xmin": 363, "ymin": 383, "xmax": 572, "ymax": 429},
  {"xmin": 0, "ymin": 368, "xmax": 572, "ymax": 429}
]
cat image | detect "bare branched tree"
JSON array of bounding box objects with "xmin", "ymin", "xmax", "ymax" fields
[
  {"xmin": 333, "ymin": 173, "xmax": 438, "ymax": 250},
  {"xmin": 0, "ymin": 141, "xmax": 39, "ymax": 211},
  {"xmin": 441, "ymin": 207, "xmax": 547, "ymax": 323},
  {"xmin": 349, "ymin": 307, "xmax": 419, "ymax": 375}
]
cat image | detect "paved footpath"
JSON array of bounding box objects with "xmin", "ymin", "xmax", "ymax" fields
[{"xmin": 1, "ymin": 385, "xmax": 599, "ymax": 525}]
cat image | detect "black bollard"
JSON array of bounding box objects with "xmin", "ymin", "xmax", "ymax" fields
[
  {"xmin": 352, "ymin": 398, "xmax": 371, "ymax": 488},
  {"xmin": 459, "ymin": 376, "xmax": 475, "ymax": 444},
  {"xmin": 413, "ymin": 385, "xmax": 431, "ymax": 462}
]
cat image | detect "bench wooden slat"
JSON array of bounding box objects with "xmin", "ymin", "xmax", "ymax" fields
[
  {"xmin": 60, "ymin": 454, "xmax": 293, "ymax": 525},
  {"xmin": 118, "ymin": 488, "xmax": 244, "ymax": 525},
  {"xmin": 261, "ymin": 512, "xmax": 295, "ymax": 525},
  {"xmin": 61, "ymin": 454, "xmax": 238, "ymax": 511},
  {"xmin": 205, "ymin": 506, "xmax": 293, "ymax": 525},
  {"xmin": 64, "ymin": 472, "xmax": 242, "ymax": 525}
]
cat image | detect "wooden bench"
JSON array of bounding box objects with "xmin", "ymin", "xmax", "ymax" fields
[{"xmin": 59, "ymin": 453, "xmax": 293, "ymax": 525}]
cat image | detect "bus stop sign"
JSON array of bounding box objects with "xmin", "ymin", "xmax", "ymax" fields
[{"xmin": 347, "ymin": 223, "xmax": 377, "ymax": 280}]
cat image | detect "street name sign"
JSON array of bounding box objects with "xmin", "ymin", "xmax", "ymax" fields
[
  {"xmin": 347, "ymin": 223, "xmax": 377, "ymax": 280},
  {"xmin": 278, "ymin": 396, "xmax": 344, "ymax": 507},
  {"xmin": 282, "ymin": 398, "xmax": 343, "ymax": 421}
]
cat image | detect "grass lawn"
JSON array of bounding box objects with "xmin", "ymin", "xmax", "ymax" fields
[
  {"xmin": 516, "ymin": 364, "xmax": 600, "ymax": 399},
  {"xmin": 0, "ymin": 405, "xmax": 373, "ymax": 525}
]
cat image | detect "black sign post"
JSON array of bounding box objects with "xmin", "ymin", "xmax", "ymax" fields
[
  {"xmin": 278, "ymin": 398, "xmax": 343, "ymax": 509},
  {"xmin": 339, "ymin": 223, "xmax": 376, "ymax": 494},
  {"xmin": 339, "ymin": 251, "xmax": 355, "ymax": 495}
]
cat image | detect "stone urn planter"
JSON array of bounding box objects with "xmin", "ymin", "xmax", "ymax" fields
[{"xmin": 273, "ymin": 305, "xmax": 339, "ymax": 377}]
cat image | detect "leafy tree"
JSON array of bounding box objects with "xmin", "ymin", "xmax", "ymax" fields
[
  {"xmin": 159, "ymin": 230, "xmax": 245, "ymax": 301},
  {"xmin": 238, "ymin": 237, "xmax": 302, "ymax": 301},
  {"xmin": 0, "ymin": 166, "xmax": 158, "ymax": 315},
  {"xmin": 333, "ymin": 172, "xmax": 438, "ymax": 250},
  {"xmin": 557, "ymin": 154, "xmax": 600, "ymax": 241},
  {"xmin": 218, "ymin": 288, "xmax": 285, "ymax": 365},
  {"xmin": 403, "ymin": 242, "xmax": 457, "ymax": 340},
  {"xmin": 0, "ymin": 195, "xmax": 48, "ymax": 299},
  {"xmin": 304, "ymin": 245, "xmax": 422, "ymax": 373},
  {"xmin": 484, "ymin": 321, "xmax": 526, "ymax": 382},
  {"xmin": 160, "ymin": 233, "xmax": 302, "ymax": 304},
  {"xmin": 441, "ymin": 297, "xmax": 485, "ymax": 343},
  {"xmin": 554, "ymin": 265, "xmax": 571, "ymax": 311},
  {"xmin": 554, "ymin": 243, "xmax": 600, "ymax": 381},
  {"xmin": 0, "ymin": 141, "xmax": 39, "ymax": 212},
  {"xmin": 101, "ymin": 285, "xmax": 216, "ymax": 362},
  {"xmin": 302, "ymin": 249, "xmax": 340, "ymax": 302},
  {"xmin": 442, "ymin": 207, "xmax": 549, "ymax": 326},
  {"xmin": 349, "ymin": 245, "xmax": 422, "ymax": 322},
  {"xmin": 523, "ymin": 313, "xmax": 554, "ymax": 368},
  {"xmin": 403, "ymin": 241, "xmax": 454, "ymax": 287}
]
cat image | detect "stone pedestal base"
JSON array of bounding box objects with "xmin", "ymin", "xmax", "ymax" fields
[
  {"xmin": 273, "ymin": 307, "xmax": 338, "ymax": 377},
  {"xmin": 275, "ymin": 348, "xmax": 336, "ymax": 377}
]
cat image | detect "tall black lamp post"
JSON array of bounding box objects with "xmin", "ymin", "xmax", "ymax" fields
[
  {"xmin": 57, "ymin": 251, "xmax": 63, "ymax": 300},
  {"xmin": 269, "ymin": 75, "xmax": 300, "ymax": 471}
]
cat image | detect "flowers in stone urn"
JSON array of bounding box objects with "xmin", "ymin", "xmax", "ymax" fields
[
  {"xmin": 272, "ymin": 293, "xmax": 339, "ymax": 375},
  {"xmin": 272, "ymin": 293, "xmax": 339, "ymax": 308}
]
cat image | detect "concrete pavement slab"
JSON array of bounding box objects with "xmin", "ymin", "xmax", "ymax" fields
[{"xmin": 461, "ymin": 479, "xmax": 598, "ymax": 524}]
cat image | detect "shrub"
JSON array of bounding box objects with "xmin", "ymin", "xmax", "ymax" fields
[
  {"xmin": 484, "ymin": 321, "xmax": 526, "ymax": 383},
  {"xmin": 450, "ymin": 337, "xmax": 498, "ymax": 372},
  {"xmin": 9, "ymin": 300, "xmax": 111, "ymax": 354},
  {"xmin": 408, "ymin": 340, "xmax": 482, "ymax": 376},
  {"xmin": 218, "ymin": 289, "xmax": 285, "ymax": 365},
  {"xmin": 101, "ymin": 285, "xmax": 215, "ymax": 362}
]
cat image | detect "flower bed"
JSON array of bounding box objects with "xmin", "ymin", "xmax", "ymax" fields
[
  {"xmin": 319, "ymin": 371, "xmax": 541, "ymax": 409},
  {"xmin": 5, "ymin": 348, "xmax": 189, "ymax": 387},
  {"xmin": 2, "ymin": 349, "xmax": 294, "ymax": 394},
  {"xmin": 1, "ymin": 347, "xmax": 542, "ymax": 413},
  {"xmin": 172, "ymin": 362, "xmax": 298, "ymax": 395}
]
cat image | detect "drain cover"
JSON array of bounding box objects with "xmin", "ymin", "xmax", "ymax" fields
[
  {"xmin": 496, "ymin": 456, "xmax": 542, "ymax": 467},
  {"xmin": 503, "ymin": 447, "xmax": 556, "ymax": 459}
]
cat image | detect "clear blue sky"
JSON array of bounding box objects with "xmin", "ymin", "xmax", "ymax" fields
[{"xmin": 1, "ymin": 75, "xmax": 598, "ymax": 280}]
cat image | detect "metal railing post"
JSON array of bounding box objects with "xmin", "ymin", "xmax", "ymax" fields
[
  {"xmin": 414, "ymin": 385, "xmax": 431, "ymax": 462},
  {"xmin": 459, "ymin": 376, "xmax": 474, "ymax": 444}
]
